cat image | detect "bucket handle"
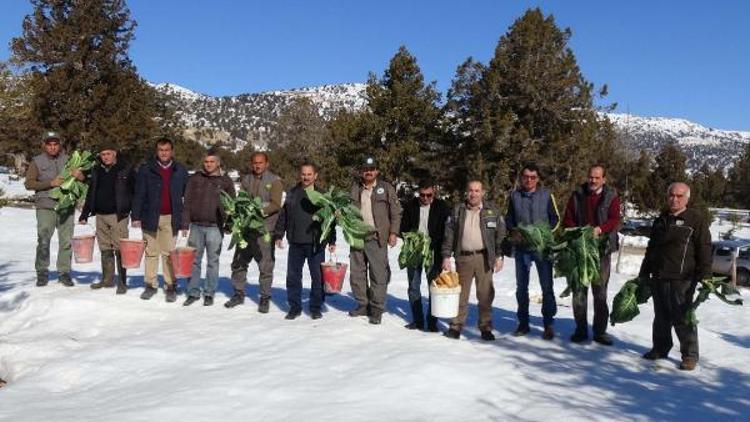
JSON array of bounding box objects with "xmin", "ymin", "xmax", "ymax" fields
[
  {"xmin": 176, "ymin": 229, "xmax": 190, "ymax": 249},
  {"xmin": 74, "ymin": 222, "xmax": 96, "ymax": 237}
]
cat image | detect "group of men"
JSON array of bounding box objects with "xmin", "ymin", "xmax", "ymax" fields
[{"xmin": 26, "ymin": 132, "xmax": 712, "ymax": 370}]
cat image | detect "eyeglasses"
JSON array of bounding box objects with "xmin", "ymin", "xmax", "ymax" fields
[
  {"xmin": 521, "ymin": 175, "xmax": 538, "ymax": 180},
  {"xmin": 419, "ymin": 193, "xmax": 434, "ymax": 198}
]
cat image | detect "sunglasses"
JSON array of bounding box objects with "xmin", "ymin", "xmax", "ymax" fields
[{"xmin": 419, "ymin": 193, "xmax": 434, "ymax": 198}]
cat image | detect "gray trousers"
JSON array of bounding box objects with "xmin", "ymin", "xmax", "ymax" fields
[
  {"xmin": 349, "ymin": 238, "xmax": 390, "ymax": 316},
  {"xmin": 230, "ymin": 233, "xmax": 275, "ymax": 298},
  {"xmin": 573, "ymin": 254, "xmax": 611, "ymax": 336},
  {"xmin": 35, "ymin": 208, "xmax": 74, "ymax": 275}
]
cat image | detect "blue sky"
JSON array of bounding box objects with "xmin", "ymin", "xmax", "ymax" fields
[{"xmin": 1, "ymin": 0, "xmax": 748, "ymax": 130}]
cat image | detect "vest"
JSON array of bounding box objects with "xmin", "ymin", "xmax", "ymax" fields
[
  {"xmin": 510, "ymin": 187, "xmax": 553, "ymax": 226},
  {"xmin": 572, "ymin": 184, "xmax": 619, "ymax": 253},
  {"xmin": 241, "ymin": 170, "xmax": 281, "ymax": 230},
  {"xmin": 32, "ymin": 152, "xmax": 68, "ymax": 210}
]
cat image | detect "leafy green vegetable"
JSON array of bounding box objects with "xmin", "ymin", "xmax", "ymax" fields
[
  {"xmin": 516, "ymin": 223, "xmax": 555, "ymax": 257},
  {"xmin": 685, "ymin": 277, "xmax": 743, "ymax": 326},
  {"xmin": 306, "ymin": 186, "xmax": 375, "ymax": 250},
  {"xmin": 49, "ymin": 150, "xmax": 95, "ymax": 214},
  {"xmin": 399, "ymin": 231, "xmax": 433, "ymax": 270},
  {"xmin": 220, "ymin": 191, "xmax": 270, "ymax": 249},
  {"xmin": 555, "ymin": 226, "xmax": 605, "ymax": 300},
  {"xmin": 610, "ymin": 277, "xmax": 652, "ymax": 326}
]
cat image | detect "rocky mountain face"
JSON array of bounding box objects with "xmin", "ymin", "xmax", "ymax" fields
[{"xmin": 154, "ymin": 83, "xmax": 750, "ymax": 171}]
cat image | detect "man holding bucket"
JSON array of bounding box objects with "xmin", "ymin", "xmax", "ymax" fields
[
  {"xmin": 226, "ymin": 152, "xmax": 284, "ymax": 313},
  {"xmin": 441, "ymin": 180, "xmax": 506, "ymax": 341},
  {"xmin": 348, "ymin": 156, "xmax": 401, "ymax": 325},
  {"xmin": 181, "ymin": 149, "xmax": 235, "ymax": 307},
  {"xmin": 399, "ymin": 178, "xmax": 450, "ymax": 332},
  {"xmin": 131, "ymin": 137, "xmax": 189, "ymax": 303},
  {"xmin": 273, "ymin": 162, "xmax": 336, "ymax": 320},
  {"xmin": 79, "ymin": 143, "xmax": 136, "ymax": 294},
  {"xmin": 25, "ymin": 131, "xmax": 84, "ymax": 287}
]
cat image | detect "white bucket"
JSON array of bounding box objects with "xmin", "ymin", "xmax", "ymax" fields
[{"xmin": 430, "ymin": 285, "xmax": 461, "ymax": 318}]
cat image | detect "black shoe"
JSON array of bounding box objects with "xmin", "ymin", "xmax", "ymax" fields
[
  {"xmin": 203, "ymin": 296, "xmax": 214, "ymax": 306},
  {"xmin": 116, "ymin": 282, "xmax": 127, "ymax": 295},
  {"xmin": 183, "ymin": 296, "xmax": 199, "ymax": 306},
  {"xmin": 642, "ymin": 350, "xmax": 668, "ymax": 360},
  {"xmin": 513, "ymin": 323, "xmax": 530, "ymax": 337},
  {"xmin": 444, "ymin": 328, "xmax": 461, "ymax": 339},
  {"xmin": 140, "ymin": 286, "xmax": 158, "ymax": 300},
  {"xmin": 258, "ymin": 296, "xmax": 270, "ymax": 313},
  {"xmin": 542, "ymin": 325, "xmax": 555, "ymax": 341},
  {"xmin": 404, "ymin": 321, "xmax": 424, "ymax": 330},
  {"xmin": 285, "ymin": 309, "xmax": 301, "ymax": 320},
  {"xmin": 570, "ymin": 330, "xmax": 589, "ymax": 343},
  {"xmin": 311, "ymin": 311, "xmax": 323, "ymax": 320},
  {"xmin": 481, "ymin": 330, "xmax": 496, "ymax": 341},
  {"xmin": 368, "ymin": 314, "xmax": 382, "ymax": 325},
  {"xmin": 348, "ymin": 305, "xmax": 368, "ymax": 317},
  {"xmin": 59, "ymin": 273, "xmax": 74, "ymax": 287},
  {"xmin": 165, "ymin": 287, "xmax": 177, "ymax": 303},
  {"xmin": 224, "ymin": 294, "xmax": 245, "ymax": 308},
  {"xmin": 36, "ymin": 272, "xmax": 49, "ymax": 287},
  {"xmin": 91, "ymin": 281, "xmax": 105, "ymax": 290},
  {"xmin": 593, "ymin": 333, "xmax": 614, "ymax": 346}
]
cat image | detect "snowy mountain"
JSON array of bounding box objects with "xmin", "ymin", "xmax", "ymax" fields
[{"xmin": 153, "ymin": 83, "xmax": 750, "ymax": 171}]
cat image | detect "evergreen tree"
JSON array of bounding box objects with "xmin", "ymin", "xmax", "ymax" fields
[
  {"xmin": 644, "ymin": 143, "xmax": 688, "ymax": 211},
  {"xmin": 0, "ymin": 61, "xmax": 34, "ymax": 171},
  {"xmin": 628, "ymin": 149, "xmax": 653, "ymax": 213},
  {"xmin": 728, "ymin": 143, "xmax": 750, "ymax": 208}
]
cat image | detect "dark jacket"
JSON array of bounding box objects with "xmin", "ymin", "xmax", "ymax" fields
[
  {"xmin": 399, "ymin": 197, "xmax": 450, "ymax": 256},
  {"xmin": 639, "ymin": 208, "xmax": 712, "ymax": 282},
  {"xmin": 80, "ymin": 158, "xmax": 136, "ymax": 221},
  {"xmin": 181, "ymin": 170, "xmax": 236, "ymax": 230},
  {"xmin": 273, "ymin": 184, "xmax": 336, "ymax": 250},
  {"xmin": 442, "ymin": 202, "xmax": 506, "ymax": 269},
  {"xmin": 350, "ymin": 179, "xmax": 402, "ymax": 248},
  {"xmin": 131, "ymin": 159, "xmax": 189, "ymax": 233}
]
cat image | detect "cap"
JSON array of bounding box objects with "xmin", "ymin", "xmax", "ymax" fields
[
  {"xmin": 98, "ymin": 141, "xmax": 118, "ymax": 152},
  {"xmin": 361, "ymin": 156, "xmax": 377, "ymax": 169},
  {"xmin": 42, "ymin": 131, "xmax": 61, "ymax": 143}
]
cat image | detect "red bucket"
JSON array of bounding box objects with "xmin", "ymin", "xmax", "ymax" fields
[
  {"xmin": 72, "ymin": 235, "xmax": 95, "ymax": 264},
  {"xmin": 171, "ymin": 247, "xmax": 196, "ymax": 279},
  {"xmin": 321, "ymin": 261, "xmax": 347, "ymax": 294},
  {"xmin": 120, "ymin": 239, "xmax": 145, "ymax": 269}
]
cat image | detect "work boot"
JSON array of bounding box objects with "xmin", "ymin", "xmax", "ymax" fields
[
  {"xmin": 140, "ymin": 286, "xmax": 158, "ymax": 300},
  {"xmin": 348, "ymin": 305, "xmax": 369, "ymax": 317},
  {"xmin": 183, "ymin": 296, "xmax": 199, "ymax": 306},
  {"xmin": 444, "ymin": 328, "xmax": 461, "ymax": 339},
  {"xmin": 165, "ymin": 286, "xmax": 177, "ymax": 303},
  {"xmin": 36, "ymin": 271, "xmax": 49, "ymax": 287},
  {"xmin": 679, "ymin": 357, "xmax": 698, "ymax": 371},
  {"xmin": 59, "ymin": 273, "xmax": 74, "ymax": 287},
  {"xmin": 426, "ymin": 319, "xmax": 439, "ymax": 333},
  {"xmin": 542, "ymin": 325, "xmax": 555, "ymax": 341},
  {"xmin": 406, "ymin": 300, "xmax": 425, "ymax": 330},
  {"xmin": 115, "ymin": 251, "xmax": 127, "ymax": 294},
  {"xmin": 593, "ymin": 333, "xmax": 614, "ymax": 346},
  {"xmin": 91, "ymin": 250, "xmax": 116, "ymax": 289},
  {"xmin": 116, "ymin": 280, "xmax": 127, "ymax": 295},
  {"xmin": 285, "ymin": 308, "xmax": 302, "ymax": 320},
  {"xmin": 203, "ymin": 296, "xmax": 213, "ymax": 306},
  {"xmin": 368, "ymin": 313, "xmax": 382, "ymax": 325},
  {"xmin": 311, "ymin": 311, "xmax": 323, "ymax": 320},
  {"xmin": 481, "ymin": 330, "xmax": 496, "ymax": 341},
  {"xmin": 570, "ymin": 327, "xmax": 589, "ymax": 343},
  {"xmin": 642, "ymin": 350, "xmax": 668, "ymax": 360},
  {"xmin": 258, "ymin": 296, "xmax": 270, "ymax": 313},
  {"xmin": 224, "ymin": 293, "xmax": 245, "ymax": 308},
  {"xmin": 513, "ymin": 323, "xmax": 530, "ymax": 337}
]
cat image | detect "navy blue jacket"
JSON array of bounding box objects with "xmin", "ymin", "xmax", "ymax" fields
[{"xmin": 132, "ymin": 159, "xmax": 189, "ymax": 233}]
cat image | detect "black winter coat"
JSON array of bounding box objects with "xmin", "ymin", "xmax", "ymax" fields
[
  {"xmin": 80, "ymin": 158, "xmax": 136, "ymax": 221},
  {"xmin": 131, "ymin": 159, "xmax": 188, "ymax": 233},
  {"xmin": 399, "ymin": 197, "xmax": 450, "ymax": 256},
  {"xmin": 273, "ymin": 184, "xmax": 335, "ymax": 251}
]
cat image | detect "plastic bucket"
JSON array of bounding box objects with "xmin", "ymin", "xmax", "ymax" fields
[
  {"xmin": 120, "ymin": 239, "xmax": 145, "ymax": 269},
  {"xmin": 429, "ymin": 285, "xmax": 462, "ymax": 318},
  {"xmin": 72, "ymin": 235, "xmax": 96, "ymax": 264},
  {"xmin": 171, "ymin": 247, "xmax": 196, "ymax": 279},
  {"xmin": 321, "ymin": 262, "xmax": 347, "ymax": 294}
]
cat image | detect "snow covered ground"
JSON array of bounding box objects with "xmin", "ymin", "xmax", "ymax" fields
[{"xmin": 0, "ymin": 206, "xmax": 748, "ymax": 421}]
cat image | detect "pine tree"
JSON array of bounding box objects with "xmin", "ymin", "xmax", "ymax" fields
[
  {"xmin": 628, "ymin": 149, "xmax": 653, "ymax": 213},
  {"xmin": 0, "ymin": 61, "xmax": 35, "ymax": 171},
  {"xmin": 10, "ymin": 0, "xmax": 168, "ymax": 158},
  {"xmin": 644, "ymin": 143, "xmax": 688, "ymax": 211},
  {"xmin": 728, "ymin": 143, "xmax": 750, "ymax": 208}
]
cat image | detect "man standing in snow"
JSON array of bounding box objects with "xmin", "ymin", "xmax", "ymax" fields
[
  {"xmin": 638, "ymin": 182, "xmax": 711, "ymax": 371},
  {"xmin": 562, "ymin": 164, "xmax": 621, "ymax": 345},
  {"xmin": 442, "ymin": 180, "xmax": 506, "ymax": 341},
  {"xmin": 399, "ymin": 177, "xmax": 450, "ymax": 332},
  {"xmin": 79, "ymin": 144, "xmax": 136, "ymax": 294},
  {"xmin": 273, "ymin": 162, "xmax": 336, "ymax": 320},
  {"xmin": 226, "ymin": 152, "xmax": 284, "ymax": 313},
  {"xmin": 181, "ymin": 149, "xmax": 235, "ymax": 307},
  {"xmin": 505, "ymin": 163, "xmax": 559, "ymax": 340},
  {"xmin": 131, "ymin": 138, "xmax": 189, "ymax": 302},
  {"xmin": 25, "ymin": 131, "xmax": 84, "ymax": 287},
  {"xmin": 348, "ymin": 156, "xmax": 401, "ymax": 325}
]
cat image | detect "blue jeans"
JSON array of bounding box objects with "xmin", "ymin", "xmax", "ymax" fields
[
  {"xmin": 187, "ymin": 224, "xmax": 223, "ymax": 297},
  {"xmin": 287, "ymin": 243, "xmax": 325, "ymax": 313},
  {"xmin": 515, "ymin": 249, "xmax": 557, "ymax": 326}
]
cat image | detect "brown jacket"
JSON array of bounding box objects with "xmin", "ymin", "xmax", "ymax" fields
[
  {"xmin": 182, "ymin": 170, "xmax": 236, "ymax": 229},
  {"xmin": 350, "ymin": 179, "xmax": 402, "ymax": 248}
]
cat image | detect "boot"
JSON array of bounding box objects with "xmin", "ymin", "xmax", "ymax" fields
[
  {"xmin": 140, "ymin": 286, "xmax": 157, "ymax": 300},
  {"xmin": 183, "ymin": 296, "xmax": 199, "ymax": 306},
  {"xmin": 115, "ymin": 251, "xmax": 127, "ymax": 294},
  {"xmin": 513, "ymin": 323, "xmax": 530, "ymax": 337},
  {"xmin": 165, "ymin": 285, "xmax": 177, "ymax": 303},
  {"xmin": 36, "ymin": 271, "xmax": 49, "ymax": 287},
  {"xmin": 404, "ymin": 299, "xmax": 425, "ymax": 330},
  {"xmin": 224, "ymin": 292, "xmax": 245, "ymax": 308},
  {"xmin": 59, "ymin": 273, "xmax": 74, "ymax": 287},
  {"xmin": 258, "ymin": 296, "xmax": 270, "ymax": 313},
  {"xmin": 91, "ymin": 250, "xmax": 115, "ymax": 289},
  {"xmin": 570, "ymin": 326, "xmax": 589, "ymax": 343},
  {"xmin": 203, "ymin": 296, "xmax": 214, "ymax": 306}
]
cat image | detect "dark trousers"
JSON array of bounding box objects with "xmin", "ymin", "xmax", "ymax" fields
[
  {"xmin": 230, "ymin": 233, "xmax": 275, "ymax": 298},
  {"xmin": 573, "ymin": 254, "xmax": 611, "ymax": 336},
  {"xmin": 650, "ymin": 278, "xmax": 699, "ymax": 360},
  {"xmin": 406, "ymin": 254, "xmax": 440, "ymax": 327},
  {"xmin": 515, "ymin": 249, "xmax": 557, "ymax": 326},
  {"xmin": 286, "ymin": 243, "xmax": 325, "ymax": 313}
]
